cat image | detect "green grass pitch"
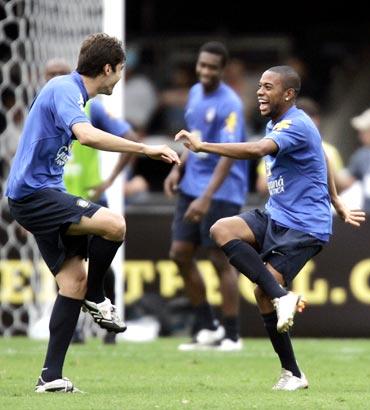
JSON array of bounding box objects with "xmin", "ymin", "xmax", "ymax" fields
[{"xmin": 1, "ymin": 337, "xmax": 370, "ymax": 409}]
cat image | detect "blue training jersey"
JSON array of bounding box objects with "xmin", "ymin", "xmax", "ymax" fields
[
  {"xmin": 179, "ymin": 82, "xmax": 248, "ymax": 206},
  {"xmin": 263, "ymin": 106, "xmax": 332, "ymax": 241},
  {"xmin": 6, "ymin": 71, "xmax": 90, "ymax": 200},
  {"xmin": 89, "ymin": 98, "xmax": 131, "ymax": 135}
]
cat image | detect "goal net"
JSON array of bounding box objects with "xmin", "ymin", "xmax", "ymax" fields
[{"xmin": 0, "ymin": 0, "xmax": 103, "ymax": 336}]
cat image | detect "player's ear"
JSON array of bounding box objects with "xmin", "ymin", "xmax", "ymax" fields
[
  {"xmin": 284, "ymin": 88, "xmax": 295, "ymax": 102},
  {"xmin": 103, "ymin": 63, "xmax": 111, "ymax": 76}
]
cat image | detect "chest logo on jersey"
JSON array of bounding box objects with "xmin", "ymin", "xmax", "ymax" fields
[
  {"xmin": 273, "ymin": 119, "xmax": 292, "ymax": 132},
  {"xmin": 225, "ymin": 112, "xmax": 237, "ymax": 133},
  {"xmin": 205, "ymin": 107, "xmax": 216, "ymax": 123},
  {"xmin": 267, "ymin": 175, "xmax": 285, "ymax": 196},
  {"xmin": 55, "ymin": 143, "xmax": 73, "ymax": 166}
]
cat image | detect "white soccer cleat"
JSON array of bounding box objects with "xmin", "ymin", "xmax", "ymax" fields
[
  {"xmin": 82, "ymin": 297, "xmax": 127, "ymax": 333},
  {"xmin": 272, "ymin": 368, "xmax": 309, "ymax": 391},
  {"xmin": 35, "ymin": 376, "xmax": 83, "ymax": 393},
  {"xmin": 215, "ymin": 338, "xmax": 243, "ymax": 352},
  {"xmin": 273, "ymin": 292, "xmax": 306, "ymax": 333},
  {"xmin": 195, "ymin": 325, "xmax": 225, "ymax": 344},
  {"xmin": 178, "ymin": 326, "xmax": 225, "ymax": 351}
]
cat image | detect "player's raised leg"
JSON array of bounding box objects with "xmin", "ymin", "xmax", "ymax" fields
[{"xmin": 67, "ymin": 206, "xmax": 126, "ymax": 333}]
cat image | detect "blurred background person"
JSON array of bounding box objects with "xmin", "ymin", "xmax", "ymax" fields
[
  {"xmin": 124, "ymin": 45, "xmax": 159, "ymax": 137},
  {"xmin": 164, "ymin": 41, "xmax": 249, "ymax": 351},
  {"xmin": 337, "ymin": 108, "xmax": 370, "ymax": 213},
  {"xmin": 151, "ymin": 62, "xmax": 195, "ymax": 136}
]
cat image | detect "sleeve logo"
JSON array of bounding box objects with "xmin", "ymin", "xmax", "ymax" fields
[
  {"xmin": 77, "ymin": 93, "xmax": 85, "ymax": 112},
  {"xmin": 225, "ymin": 111, "xmax": 237, "ymax": 133}
]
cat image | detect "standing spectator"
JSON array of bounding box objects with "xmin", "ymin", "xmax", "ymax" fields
[
  {"xmin": 153, "ymin": 63, "xmax": 194, "ymax": 135},
  {"xmin": 124, "ymin": 46, "xmax": 158, "ymax": 137},
  {"xmin": 164, "ymin": 41, "xmax": 249, "ymax": 351},
  {"xmin": 339, "ymin": 108, "xmax": 370, "ymax": 212}
]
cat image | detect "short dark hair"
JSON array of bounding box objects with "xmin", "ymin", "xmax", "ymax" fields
[
  {"xmin": 267, "ymin": 65, "xmax": 301, "ymax": 96},
  {"xmin": 199, "ymin": 41, "xmax": 229, "ymax": 67},
  {"xmin": 77, "ymin": 33, "xmax": 125, "ymax": 77}
]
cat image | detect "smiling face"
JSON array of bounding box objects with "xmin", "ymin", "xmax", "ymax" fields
[
  {"xmin": 196, "ymin": 51, "xmax": 224, "ymax": 92},
  {"xmin": 257, "ymin": 70, "xmax": 295, "ymax": 121}
]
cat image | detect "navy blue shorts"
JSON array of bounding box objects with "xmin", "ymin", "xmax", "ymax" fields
[
  {"xmin": 8, "ymin": 188, "xmax": 101, "ymax": 275},
  {"xmin": 239, "ymin": 209, "xmax": 325, "ymax": 286},
  {"xmin": 172, "ymin": 193, "xmax": 241, "ymax": 248}
]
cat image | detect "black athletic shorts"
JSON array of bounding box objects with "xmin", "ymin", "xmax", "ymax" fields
[
  {"xmin": 172, "ymin": 192, "xmax": 241, "ymax": 248},
  {"xmin": 8, "ymin": 188, "xmax": 101, "ymax": 275},
  {"xmin": 239, "ymin": 209, "xmax": 325, "ymax": 286}
]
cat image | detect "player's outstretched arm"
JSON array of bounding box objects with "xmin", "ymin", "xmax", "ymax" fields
[
  {"xmin": 72, "ymin": 122, "xmax": 180, "ymax": 164},
  {"xmin": 331, "ymin": 196, "xmax": 366, "ymax": 227},
  {"xmin": 174, "ymin": 129, "xmax": 277, "ymax": 159},
  {"xmin": 324, "ymin": 151, "xmax": 366, "ymax": 227}
]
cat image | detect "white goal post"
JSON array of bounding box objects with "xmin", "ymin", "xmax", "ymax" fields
[{"xmin": 101, "ymin": 0, "xmax": 125, "ymax": 321}]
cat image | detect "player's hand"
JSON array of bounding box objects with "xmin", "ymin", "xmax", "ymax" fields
[
  {"xmin": 184, "ymin": 196, "xmax": 211, "ymax": 223},
  {"xmin": 163, "ymin": 167, "xmax": 181, "ymax": 197},
  {"xmin": 332, "ymin": 196, "xmax": 366, "ymax": 227},
  {"xmin": 143, "ymin": 144, "xmax": 180, "ymax": 165},
  {"xmin": 175, "ymin": 130, "xmax": 202, "ymax": 152}
]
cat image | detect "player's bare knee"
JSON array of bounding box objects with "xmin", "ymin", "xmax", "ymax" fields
[
  {"xmin": 105, "ymin": 214, "xmax": 126, "ymax": 241},
  {"xmin": 210, "ymin": 218, "xmax": 229, "ymax": 246},
  {"xmin": 60, "ymin": 275, "xmax": 87, "ymax": 299}
]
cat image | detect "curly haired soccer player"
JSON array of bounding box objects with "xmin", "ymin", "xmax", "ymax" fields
[
  {"xmin": 6, "ymin": 33, "xmax": 180, "ymax": 393},
  {"xmin": 175, "ymin": 65, "xmax": 364, "ymax": 390}
]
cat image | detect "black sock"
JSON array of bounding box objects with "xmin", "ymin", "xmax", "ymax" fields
[
  {"xmin": 41, "ymin": 294, "xmax": 82, "ymax": 382},
  {"xmin": 104, "ymin": 267, "xmax": 116, "ymax": 304},
  {"xmin": 85, "ymin": 236, "xmax": 123, "ymax": 303},
  {"xmin": 193, "ymin": 302, "xmax": 217, "ymax": 333},
  {"xmin": 262, "ymin": 311, "xmax": 301, "ymax": 378},
  {"xmin": 221, "ymin": 239, "xmax": 286, "ymax": 299},
  {"xmin": 223, "ymin": 316, "xmax": 239, "ymax": 341}
]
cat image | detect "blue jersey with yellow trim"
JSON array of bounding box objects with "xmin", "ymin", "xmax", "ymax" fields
[
  {"xmin": 6, "ymin": 71, "xmax": 90, "ymax": 200},
  {"xmin": 263, "ymin": 106, "xmax": 332, "ymax": 241},
  {"xmin": 179, "ymin": 82, "xmax": 248, "ymax": 206}
]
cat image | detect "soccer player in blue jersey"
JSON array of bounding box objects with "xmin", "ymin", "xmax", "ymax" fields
[
  {"xmin": 176, "ymin": 65, "xmax": 364, "ymax": 389},
  {"xmin": 6, "ymin": 33, "xmax": 180, "ymax": 393},
  {"xmin": 45, "ymin": 58, "xmax": 138, "ymax": 345},
  {"xmin": 164, "ymin": 42, "xmax": 248, "ymax": 351}
]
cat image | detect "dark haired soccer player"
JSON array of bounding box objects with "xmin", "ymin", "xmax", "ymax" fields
[
  {"xmin": 44, "ymin": 57, "xmax": 137, "ymax": 345},
  {"xmin": 164, "ymin": 41, "xmax": 248, "ymax": 351},
  {"xmin": 6, "ymin": 33, "xmax": 180, "ymax": 393},
  {"xmin": 176, "ymin": 65, "xmax": 364, "ymax": 390}
]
